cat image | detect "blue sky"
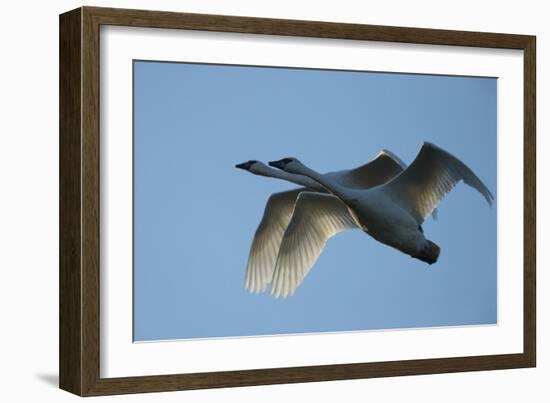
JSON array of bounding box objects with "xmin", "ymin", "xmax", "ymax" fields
[{"xmin": 133, "ymin": 61, "xmax": 497, "ymax": 341}]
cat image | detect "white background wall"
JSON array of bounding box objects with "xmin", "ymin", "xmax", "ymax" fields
[{"xmin": 0, "ymin": 0, "xmax": 546, "ymax": 401}]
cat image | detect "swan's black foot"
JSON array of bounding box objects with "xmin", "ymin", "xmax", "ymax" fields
[{"xmin": 411, "ymin": 240, "xmax": 440, "ymax": 265}]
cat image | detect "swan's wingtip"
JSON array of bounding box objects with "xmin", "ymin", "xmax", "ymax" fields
[
  {"xmin": 245, "ymin": 283, "xmax": 268, "ymax": 294},
  {"xmin": 270, "ymin": 287, "xmax": 290, "ymax": 299},
  {"xmin": 486, "ymin": 193, "xmax": 495, "ymax": 207}
]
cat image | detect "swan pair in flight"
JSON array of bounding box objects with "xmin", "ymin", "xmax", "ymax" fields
[{"xmin": 236, "ymin": 142, "xmax": 493, "ymax": 298}]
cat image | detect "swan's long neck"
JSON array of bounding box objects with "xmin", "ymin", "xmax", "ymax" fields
[
  {"xmin": 293, "ymin": 164, "xmax": 349, "ymax": 201},
  {"xmin": 257, "ymin": 165, "xmax": 325, "ymax": 191}
]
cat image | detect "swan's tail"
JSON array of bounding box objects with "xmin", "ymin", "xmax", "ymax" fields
[{"xmin": 412, "ymin": 240, "xmax": 440, "ymax": 265}]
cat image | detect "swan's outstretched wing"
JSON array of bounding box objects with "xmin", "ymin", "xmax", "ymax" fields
[
  {"xmin": 331, "ymin": 149, "xmax": 438, "ymax": 220},
  {"xmin": 334, "ymin": 149, "xmax": 406, "ymax": 188},
  {"xmin": 382, "ymin": 142, "xmax": 494, "ymax": 224},
  {"xmin": 270, "ymin": 192, "xmax": 358, "ymax": 298},
  {"xmin": 244, "ymin": 188, "xmax": 304, "ymax": 293}
]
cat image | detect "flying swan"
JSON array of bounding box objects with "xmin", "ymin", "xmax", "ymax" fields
[
  {"xmin": 268, "ymin": 142, "xmax": 494, "ymax": 298},
  {"xmin": 236, "ymin": 150, "xmax": 417, "ymax": 293}
]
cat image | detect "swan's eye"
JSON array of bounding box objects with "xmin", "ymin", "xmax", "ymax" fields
[{"xmin": 280, "ymin": 158, "xmax": 294, "ymax": 164}]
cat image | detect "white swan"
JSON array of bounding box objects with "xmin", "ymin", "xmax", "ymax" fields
[
  {"xmin": 268, "ymin": 142, "xmax": 493, "ymax": 298},
  {"xmin": 236, "ymin": 150, "xmax": 413, "ymax": 293}
]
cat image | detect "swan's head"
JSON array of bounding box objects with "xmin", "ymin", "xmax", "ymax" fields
[
  {"xmin": 268, "ymin": 157, "xmax": 303, "ymax": 174},
  {"xmin": 235, "ymin": 160, "xmax": 262, "ymax": 173},
  {"xmin": 236, "ymin": 160, "xmax": 280, "ymax": 177}
]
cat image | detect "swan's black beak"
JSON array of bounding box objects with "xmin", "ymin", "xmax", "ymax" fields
[
  {"xmin": 235, "ymin": 161, "xmax": 252, "ymax": 170},
  {"xmin": 268, "ymin": 159, "xmax": 286, "ymax": 170}
]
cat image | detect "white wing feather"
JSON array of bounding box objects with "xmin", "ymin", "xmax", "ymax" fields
[
  {"xmin": 331, "ymin": 149, "xmax": 406, "ymax": 189},
  {"xmin": 244, "ymin": 189, "xmax": 304, "ymax": 293},
  {"xmin": 331, "ymin": 150, "xmax": 438, "ymax": 220},
  {"xmin": 270, "ymin": 192, "xmax": 358, "ymax": 298},
  {"xmin": 382, "ymin": 142, "xmax": 494, "ymax": 224}
]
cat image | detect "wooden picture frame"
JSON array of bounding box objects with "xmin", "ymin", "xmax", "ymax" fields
[{"xmin": 59, "ymin": 6, "xmax": 536, "ymax": 396}]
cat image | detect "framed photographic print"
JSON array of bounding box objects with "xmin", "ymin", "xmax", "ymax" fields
[{"xmin": 59, "ymin": 6, "xmax": 536, "ymax": 396}]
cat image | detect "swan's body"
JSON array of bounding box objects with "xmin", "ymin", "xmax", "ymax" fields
[
  {"xmin": 236, "ymin": 150, "xmax": 412, "ymax": 293},
  {"xmin": 269, "ymin": 142, "xmax": 494, "ymax": 298}
]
